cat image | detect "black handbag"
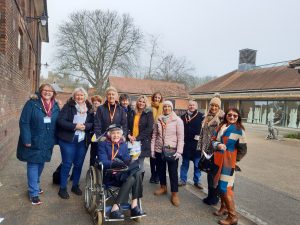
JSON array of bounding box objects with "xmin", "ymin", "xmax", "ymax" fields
[
  {"xmin": 160, "ymin": 122, "xmax": 177, "ymax": 162},
  {"xmin": 198, "ymin": 152, "xmax": 214, "ymax": 173},
  {"xmin": 161, "ymin": 145, "xmax": 176, "ymax": 161}
]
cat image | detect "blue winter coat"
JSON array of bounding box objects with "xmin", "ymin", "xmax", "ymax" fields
[
  {"xmin": 98, "ymin": 138, "xmax": 131, "ymax": 186},
  {"xmin": 17, "ymin": 97, "xmax": 60, "ymax": 163}
]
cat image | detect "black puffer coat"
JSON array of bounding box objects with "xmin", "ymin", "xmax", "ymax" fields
[
  {"xmin": 181, "ymin": 110, "xmax": 204, "ymax": 159},
  {"xmin": 128, "ymin": 108, "xmax": 154, "ymax": 158}
]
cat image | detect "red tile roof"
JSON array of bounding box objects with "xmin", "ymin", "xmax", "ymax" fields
[
  {"xmin": 190, "ymin": 65, "xmax": 300, "ymax": 94},
  {"xmin": 108, "ymin": 76, "xmax": 188, "ymax": 98}
]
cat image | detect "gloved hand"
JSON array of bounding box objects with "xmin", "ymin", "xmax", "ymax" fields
[
  {"xmin": 111, "ymin": 158, "xmax": 126, "ymax": 168},
  {"xmin": 151, "ymin": 151, "xmax": 156, "ymax": 159},
  {"xmin": 173, "ymin": 152, "xmax": 182, "ymax": 160}
]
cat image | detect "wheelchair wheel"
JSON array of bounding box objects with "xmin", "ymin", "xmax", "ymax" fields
[
  {"xmin": 85, "ymin": 166, "xmax": 97, "ymax": 212},
  {"xmin": 93, "ymin": 210, "xmax": 103, "ymax": 225}
]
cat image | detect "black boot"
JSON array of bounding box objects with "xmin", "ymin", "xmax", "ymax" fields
[
  {"xmin": 210, "ymin": 187, "xmax": 219, "ymax": 205},
  {"xmin": 203, "ymin": 187, "xmax": 212, "ymax": 204}
]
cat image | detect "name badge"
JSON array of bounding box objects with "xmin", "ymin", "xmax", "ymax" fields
[{"xmin": 44, "ymin": 117, "xmax": 51, "ymax": 123}]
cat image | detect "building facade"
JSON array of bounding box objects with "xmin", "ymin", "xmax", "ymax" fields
[
  {"xmin": 0, "ymin": 0, "xmax": 49, "ymax": 168},
  {"xmin": 190, "ymin": 49, "xmax": 300, "ymax": 129}
]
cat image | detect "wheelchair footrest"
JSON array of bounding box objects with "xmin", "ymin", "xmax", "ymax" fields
[{"xmin": 105, "ymin": 203, "xmax": 131, "ymax": 214}]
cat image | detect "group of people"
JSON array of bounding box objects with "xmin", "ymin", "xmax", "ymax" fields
[{"xmin": 17, "ymin": 83, "xmax": 247, "ymax": 225}]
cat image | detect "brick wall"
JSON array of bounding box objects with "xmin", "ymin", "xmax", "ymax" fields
[{"xmin": 0, "ymin": 0, "xmax": 44, "ymax": 169}]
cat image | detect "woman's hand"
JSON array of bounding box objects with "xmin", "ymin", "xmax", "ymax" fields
[
  {"xmin": 151, "ymin": 151, "xmax": 156, "ymax": 159},
  {"xmin": 75, "ymin": 123, "xmax": 85, "ymax": 131},
  {"xmin": 218, "ymin": 143, "xmax": 227, "ymax": 151},
  {"xmin": 128, "ymin": 134, "xmax": 136, "ymax": 143}
]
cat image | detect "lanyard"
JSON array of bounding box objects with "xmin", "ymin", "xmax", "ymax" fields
[
  {"xmin": 111, "ymin": 143, "xmax": 120, "ymax": 161},
  {"xmin": 41, "ymin": 99, "xmax": 52, "ymax": 117},
  {"xmin": 185, "ymin": 112, "xmax": 198, "ymax": 123},
  {"xmin": 108, "ymin": 104, "xmax": 117, "ymax": 123}
]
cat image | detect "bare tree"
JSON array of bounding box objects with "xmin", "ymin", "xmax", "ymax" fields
[
  {"xmin": 56, "ymin": 10, "xmax": 143, "ymax": 94},
  {"xmin": 156, "ymin": 53, "xmax": 195, "ymax": 82}
]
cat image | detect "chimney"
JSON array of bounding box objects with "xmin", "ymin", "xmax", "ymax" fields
[{"xmin": 238, "ymin": 48, "xmax": 257, "ymax": 71}]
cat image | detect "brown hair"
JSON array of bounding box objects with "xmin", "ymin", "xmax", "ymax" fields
[
  {"xmin": 151, "ymin": 92, "xmax": 163, "ymax": 103},
  {"xmin": 91, "ymin": 95, "xmax": 103, "ymax": 104},
  {"xmin": 220, "ymin": 107, "xmax": 245, "ymax": 130},
  {"xmin": 38, "ymin": 84, "xmax": 56, "ymax": 99}
]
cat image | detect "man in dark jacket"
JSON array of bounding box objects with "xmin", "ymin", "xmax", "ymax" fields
[
  {"xmin": 179, "ymin": 100, "xmax": 204, "ymax": 188},
  {"xmin": 94, "ymin": 87, "xmax": 128, "ymax": 138}
]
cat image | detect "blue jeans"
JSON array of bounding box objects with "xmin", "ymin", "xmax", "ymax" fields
[
  {"xmin": 59, "ymin": 136, "xmax": 87, "ymax": 189},
  {"xmin": 27, "ymin": 162, "xmax": 45, "ymax": 198},
  {"xmin": 180, "ymin": 156, "xmax": 201, "ymax": 184}
]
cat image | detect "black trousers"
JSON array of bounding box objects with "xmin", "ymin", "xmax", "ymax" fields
[
  {"xmin": 90, "ymin": 142, "xmax": 98, "ymax": 167},
  {"xmin": 155, "ymin": 152, "xmax": 178, "ymax": 192},
  {"xmin": 150, "ymin": 157, "xmax": 158, "ymax": 178},
  {"xmin": 116, "ymin": 170, "xmax": 143, "ymax": 204}
]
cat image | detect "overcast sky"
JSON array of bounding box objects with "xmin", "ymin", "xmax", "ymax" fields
[{"xmin": 41, "ymin": 0, "xmax": 300, "ymax": 78}]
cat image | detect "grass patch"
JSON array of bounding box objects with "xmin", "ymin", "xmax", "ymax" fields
[{"xmin": 284, "ymin": 132, "xmax": 300, "ymax": 139}]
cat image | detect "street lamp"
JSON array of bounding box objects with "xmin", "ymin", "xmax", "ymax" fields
[
  {"xmin": 26, "ymin": 13, "xmax": 48, "ymax": 27},
  {"xmin": 25, "ymin": 12, "xmax": 49, "ymax": 91}
]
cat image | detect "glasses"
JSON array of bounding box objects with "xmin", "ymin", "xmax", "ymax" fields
[
  {"xmin": 42, "ymin": 89, "xmax": 54, "ymax": 93},
  {"xmin": 227, "ymin": 113, "xmax": 238, "ymax": 119}
]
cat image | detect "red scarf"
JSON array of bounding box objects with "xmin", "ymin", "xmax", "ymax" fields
[{"xmin": 42, "ymin": 99, "xmax": 54, "ymax": 117}]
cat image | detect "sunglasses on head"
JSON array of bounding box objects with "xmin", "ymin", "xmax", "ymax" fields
[{"xmin": 227, "ymin": 113, "xmax": 238, "ymax": 118}]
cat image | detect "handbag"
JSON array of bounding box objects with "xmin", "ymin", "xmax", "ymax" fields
[
  {"xmin": 160, "ymin": 121, "xmax": 176, "ymax": 162},
  {"xmin": 236, "ymin": 141, "xmax": 247, "ymax": 162},
  {"xmin": 161, "ymin": 145, "xmax": 176, "ymax": 161},
  {"xmin": 198, "ymin": 151, "xmax": 214, "ymax": 173}
]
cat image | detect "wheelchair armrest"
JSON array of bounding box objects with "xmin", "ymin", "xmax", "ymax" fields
[{"xmin": 96, "ymin": 160, "xmax": 104, "ymax": 172}]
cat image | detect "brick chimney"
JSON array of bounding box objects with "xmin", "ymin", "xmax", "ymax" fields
[{"xmin": 238, "ymin": 48, "xmax": 257, "ymax": 71}]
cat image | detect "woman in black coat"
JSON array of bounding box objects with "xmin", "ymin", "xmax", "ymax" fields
[
  {"xmin": 128, "ymin": 95, "xmax": 154, "ymax": 174},
  {"xmin": 56, "ymin": 87, "xmax": 94, "ymax": 199}
]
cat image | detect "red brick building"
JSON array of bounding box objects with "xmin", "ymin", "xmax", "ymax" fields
[
  {"xmin": 89, "ymin": 76, "xmax": 190, "ymax": 111},
  {"xmin": 0, "ymin": 0, "xmax": 49, "ymax": 168}
]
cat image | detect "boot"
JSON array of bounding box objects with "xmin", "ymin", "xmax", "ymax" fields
[
  {"xmin": 218, "ymin": 193, "xmax": 238, "ymax": 225},
  {"xmin": 154, "ymin": 185, "xmax": 167, "ymax": 195},
  {"xmin": 171, "ymin": 192, "xmax": 180, "ymax": 207},
  {"xmin": 213, "ymin": 196, "xmax": 228, "ymax": 216}
]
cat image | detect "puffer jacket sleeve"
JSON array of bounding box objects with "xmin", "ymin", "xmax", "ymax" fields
[
  {"xmin": 151, "ymin": 122, "xmax": 158, "ymax": 154},
  {"xmin": 57, "ymin": 103, "xmax": 76, "ymax": 131},
  {"xmin": 176, "ymin": 117, "xmax": 184, "ymax": 154},
  {"xmin": 98, "ymin": 141, "xmax": 111, "ymax": 169},
  {"xmin": 136, "ymin": 112, "xmax": 154, "ymax": 142},
  {"xmin": 19, "ymin": 100, "xmax": 33, "ymax": 145}
]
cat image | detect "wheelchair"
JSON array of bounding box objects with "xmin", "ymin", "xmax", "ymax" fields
[{"xmin": 84, "ymin": 162, "xmax": 145, "ymax": 225}]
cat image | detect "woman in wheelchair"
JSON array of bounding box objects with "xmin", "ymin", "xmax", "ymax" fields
[{"xmin": 98, "ymin": 124, "xmax": 145, "ymax": 220}]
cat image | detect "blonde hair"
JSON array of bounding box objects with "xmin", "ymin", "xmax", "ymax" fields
[
  {"xmin": 135, "ymin": 95, "xmax": 149, "ymax": 112},
  {"xmin": 72, "ymin": 87, "xmax": 88, "ymax": 101}
]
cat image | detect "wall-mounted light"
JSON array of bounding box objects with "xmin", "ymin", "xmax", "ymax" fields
[{"xmin": 26, "ymin": 13, "xmax": 48, "ymax": 27}]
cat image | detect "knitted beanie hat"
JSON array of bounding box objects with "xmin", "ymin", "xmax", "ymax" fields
[
  {"xmin": 209, "ymin": 93, "xmax": 221, "ymax": 108},
  {"xmin": 163, "ymin": 100, "xmax": 174, "ymax": 110}
]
